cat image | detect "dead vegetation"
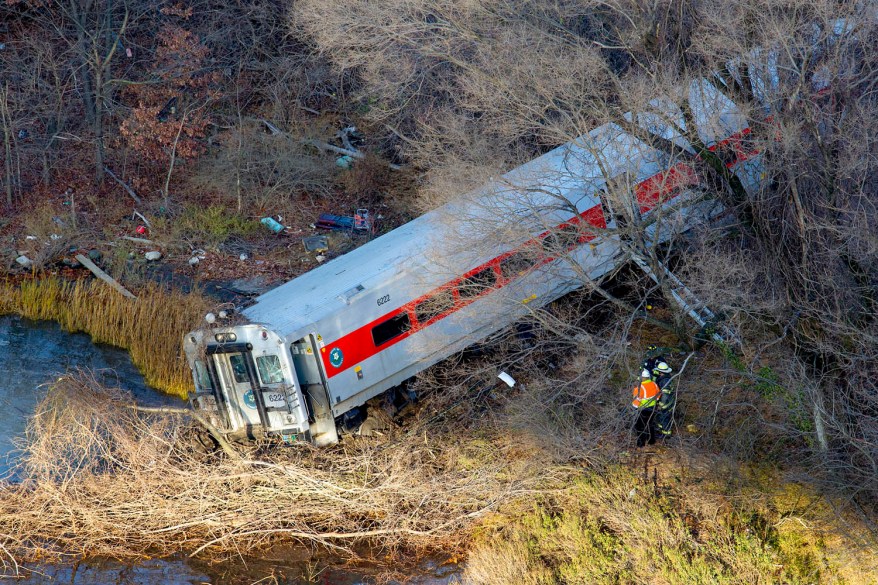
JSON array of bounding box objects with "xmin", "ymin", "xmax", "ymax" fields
[
  {"xmin": 0, "ymin": 372, "xmax": 541, "ymax": 567},
  {"xmin": 462, "ymin": 460, "xmax": 878, "ymax": 585},
  {"xmin": 1, "ymin": 369, "xmax": 875, "ymax": 584},
  {"xmin": 0, "ymin": 278, "xmax": 210, "ymax": 397}
]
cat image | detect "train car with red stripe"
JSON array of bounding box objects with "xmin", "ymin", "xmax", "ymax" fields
[{"xmin": 183, "ymin": 70, "xmax": 775, "ymax": 445}]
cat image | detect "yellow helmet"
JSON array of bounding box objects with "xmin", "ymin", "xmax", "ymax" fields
[{"xmin": 655, "ymin": 361, "xmax": 672, "ymax": 374}]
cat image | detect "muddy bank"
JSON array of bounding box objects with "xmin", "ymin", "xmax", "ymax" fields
[{"xmin": 15, "ymin": 548, "xmax": 459, "ymax": 584}]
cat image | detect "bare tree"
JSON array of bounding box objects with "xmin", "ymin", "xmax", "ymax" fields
[{"xmin": 295, "ymin": 0, "xmax": 878, "ymax": 500}]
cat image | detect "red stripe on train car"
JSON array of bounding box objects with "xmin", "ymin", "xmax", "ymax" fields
[
  {"xmin": 320, "ymin": 124, "xmax": 761, "ymax": 378},
  {"xmin": 321, "ymin": 203, "xmax": 607, "ymax": 377},
  {"xmin": 636, "ymin": 163, "xmax": 699, "ymax": 214}
]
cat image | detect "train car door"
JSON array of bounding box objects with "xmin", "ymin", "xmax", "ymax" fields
[
  {"xmin": 213, "ymin": 349, "xmax": 265, "ymax": 433},
  {"xmin": 290, "ymin": 334, "xmax": 338, "ymax": 446}
]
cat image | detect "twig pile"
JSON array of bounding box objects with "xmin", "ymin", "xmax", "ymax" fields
[{"xmin": 0, "ymin": 372, "xmax": 539, "ymax": 567}]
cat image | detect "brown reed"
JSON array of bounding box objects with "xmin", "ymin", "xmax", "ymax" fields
[{"xmin": 0, "ymin": 277, "xmax": 211, "ymax": 398}]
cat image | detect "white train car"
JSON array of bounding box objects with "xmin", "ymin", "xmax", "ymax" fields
[{"xmin": 184, "ymin": 70, "xmax": 773, "ymax": 445}]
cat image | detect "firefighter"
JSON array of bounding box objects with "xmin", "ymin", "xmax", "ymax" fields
[
  {"xmin": 632, "ymin": 368, "xmax": 661, "ymax": 447},
  {"xmin": 652, "ymin": 360, "xmax": 675, "ymax": 438},
  {"xmin": 642, "ymin": 345, "xmax": 677, "ymax": 439}
]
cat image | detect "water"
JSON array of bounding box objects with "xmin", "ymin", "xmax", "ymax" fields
[
  {"xmin": 0, "ymin": 315, "xmax": 178, "ymax": 477},
  {"xmin": 14, "ymin": 554, "xmax": 459, "ymax": 584},
  {"xmin": 0, "ymin": 315, "xmax": 459, "ymax": 584}
]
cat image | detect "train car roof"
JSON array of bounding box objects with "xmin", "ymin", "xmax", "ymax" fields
[
  {"xmin": 243, "ymin": 124, "xmax": 660, "ymax": 338},
  {"xmin": 243, "ymin": 78, "xmax": 745, "ymax": 338}
]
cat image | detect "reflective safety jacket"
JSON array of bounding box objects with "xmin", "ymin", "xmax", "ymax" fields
[{"xmin": 632, "ymin": 379, "xmax": 661, "ymax": 409}]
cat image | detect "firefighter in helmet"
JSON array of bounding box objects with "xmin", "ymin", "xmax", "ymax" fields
[
  {"xmin": 632, "ymin": 368, "xmax": 661, "ymax": 446},
  {"xmin": 632, "ymin": 346, "xmax": 677, "ymax": 445},
  {"xmin": 651, "ymin": 360, "xmax": 675, "ymax": 438}
]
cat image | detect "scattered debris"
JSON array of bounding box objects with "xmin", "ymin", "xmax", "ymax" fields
[
  {"xmin": 260, "ymin": 217, "xmax": 285, "ymax": 233},
  {"xmin": 336, "ymin": 126, "xmax": 365, "ymax": 151},
  {"xmin": 226, "ymin": 276, "xmax": 272, "ymax": 296},
  {"xmin": 315, "ymin": 212, "xmax": 373, "ymax": 232},
  {"xmin": 75, "ymin": 254, "xmax": 136, "ymax": 300},
  {"xmin": 354, "ymin": 208, "xmax": 373, "ymax": 231},
  {"xmin": 15, "ymin": 255, "xmax": 32, "ymax": 269},
  {"xmin": 104, "ymin": 166, "xmax": 142, "ymax": 204},
  {"xmin": 144, "ymin": 251, "xmax": 162, "ymax": 261},
  {"xmin": 156, "ymin": 97, "xmax": 178, "ymax": 122},
  {"xmin": 302, "ymin": 235, "xmax": 329, "ymax": 253},
  {"xmin": 25, "ymin": 235, "xmax": 36, "ymax": 241},
  {"xmin": 303, "ymin": 137, "xmax": 402, "ymax": 171},
  {"xmin": 121, "ymin": 236, "xmax": 153, "ymax": 245},
  {"xmin": 136, "ymin": 225, "xmax": 148, "ymax": 235},
  {"xmin": 239, "ymin": 253, "xmax": 248, "ymax": 261},
  {"xmin": 261, "ymin": 119, "xmax": 282, "ymax": 136},
  {"xmin": 132, "ymin": 210, "xmax": 153, "ymax": 230},
  {"xmin": 497, "ymin": 371, "xmax": 516, "ymax": 388},
  {"xmin": 316, "ymin": 254, "xmax": 326, "ymax": 263},
  {"xmin": 188, "ymin": 256, "xmax": 200, "ymax": 266},
  {"xmin": 335, "ymin": 155, "xmax": 355, "ymax": 169},
  {"xmin": 87, "ymin": 249, "xmax": 102, "ymax": 262}
]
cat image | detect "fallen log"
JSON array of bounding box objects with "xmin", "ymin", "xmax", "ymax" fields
[
  {"xmin": 104, "ymin": 166, "xmax": 142, "ymax": 205},
  {"xmin": 75, "ymin": 253, "xmax": 137, "ymax": 300},
  {"xmin": 120, "ymin": 236, "xmax": 154, "ymax": 245},
  {"xmin": 260, "ymin": 118, "xmax": 403, "ymax": 171}
]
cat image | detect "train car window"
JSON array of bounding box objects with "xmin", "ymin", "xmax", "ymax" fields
[
  {"xmin": 194, "ymin": 360, "xmax": 213, "ymax": 390},
  {"xmin": 372, "ymin": 312, "xmax": 411, "ymax": 346},
  {"xmin": 500, "ymin": 252, "xmax": 536, "ymax": 279},
  {"xmin": 557, "ymin": 223, "xmax": 582, "ymax": 248},
  {"xmin": 415, "ymin": 290, "xmax": 455, "ymax": 323},
  {"xmin": 228, "ymin": 354, "xmax": 249, "ymax": 383},
  {"xmin": 540, "ymin": 232, "xmax": 559, "ymax": 255},
  {"xmin": 540, "ymin": 224, "xmax": 580, "ymax": 258},
  {"xmin": 256, "ymin": 355, "xmax": 285, "ymax": 384},
  {"xmin": 598, "ymin": 189, "xmax": 629, "ymax": 230},
  {"xmin": 715, "ymin": 142, "xmax": 739, "ymax": 166},
  {"xmin": 459, "ymin": 267, "xmax": 497, "ymax": 299},
  {"xmin": 739, "ymin": 134, "xmax": 758, "ymax": 155}
]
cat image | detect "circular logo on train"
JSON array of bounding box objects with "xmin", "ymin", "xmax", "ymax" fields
[
  {"xmin": 329, "ymin": 347, "xmax": 344, "ymax": 368},
  {"xmin": 243, "ymin": 390, "xmax": 257, "ymax": 409}
]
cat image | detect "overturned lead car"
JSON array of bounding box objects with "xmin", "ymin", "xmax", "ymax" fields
[{"xmin": 183, "ymin": 25, "xmax": 839, "ymax": 444}]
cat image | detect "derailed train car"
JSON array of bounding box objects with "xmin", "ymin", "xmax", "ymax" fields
[{"xmin": 183, "ymin": 22, "xmax": 853, "ymax": 444}]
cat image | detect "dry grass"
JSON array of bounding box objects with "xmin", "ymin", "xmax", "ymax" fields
[
  {"xmin": 0, "ymin": 373, "xmax": 540, "ymax": 567},
  {"xmin": 462, "ymin": 460, "xmax": 878, "ymax": 585},
  {"xmin": 0, "ymin": 277, "xmax": 211, "ymax": 397},
  {"xmin": 0, "ymin": 372, "xmax": 875, "ymax": 582}
]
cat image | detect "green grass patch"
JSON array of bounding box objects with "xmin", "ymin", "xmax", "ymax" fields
[{"xmin": 171, "ymin": 204, "xmax": 262, "ymax": 247}]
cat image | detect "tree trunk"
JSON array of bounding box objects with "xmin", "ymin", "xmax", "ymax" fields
[
  {"xmin": 93, "ymin": 71, "xmax": 104, "ymax": 183},
  {"xmin": 1, "ymin": 84, "xmax": 13, "ymax": 207}
]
